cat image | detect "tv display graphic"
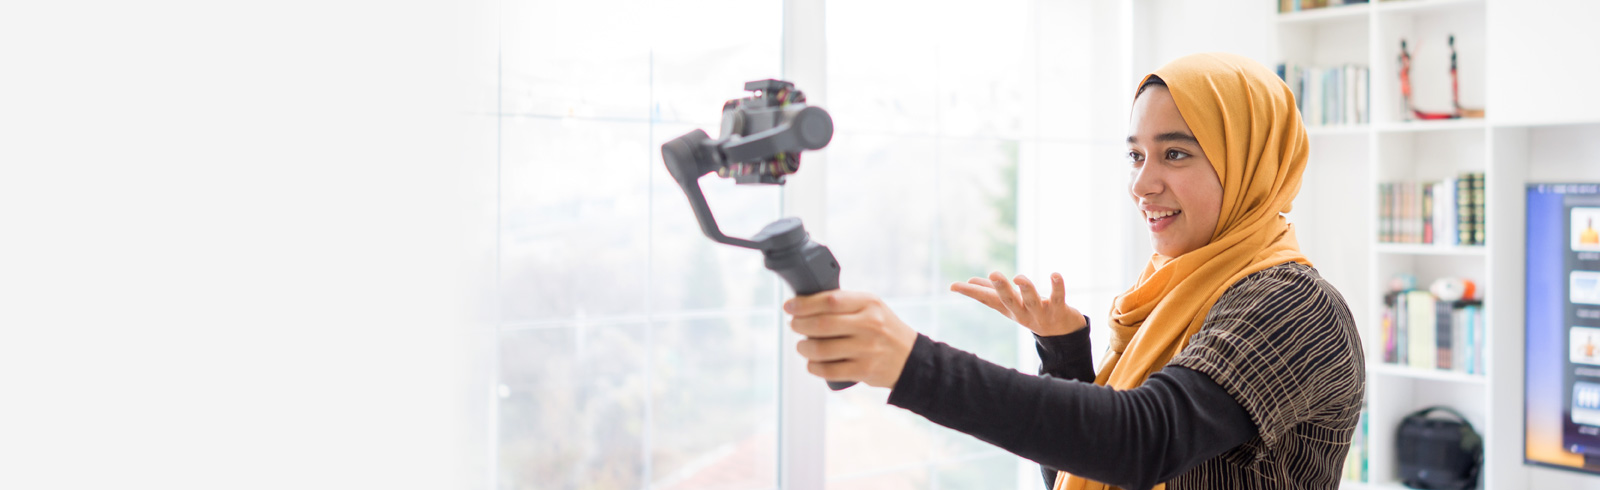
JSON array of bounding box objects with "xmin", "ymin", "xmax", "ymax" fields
[
  {"xmin": 1527, "ymin": 183, "xmax": 1600, "ymax": 474},
  {"xmin": 1576, "ymin": 207, "xmax": 1600, "ymax": 252}
]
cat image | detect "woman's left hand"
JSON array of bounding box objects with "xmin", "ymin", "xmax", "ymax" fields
[{"xmin": 785, "ymin": 290, "xmax": 919, "ymax": 389}]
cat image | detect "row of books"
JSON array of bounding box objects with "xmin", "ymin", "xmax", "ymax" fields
[
  {"xmin": 1279, "ymin": 0, "xmax": 1369, "ymax": 13},
  {"xmin": 1378, "ymin": 173, "xmax": 1487, "ymax": 245},
  {"xmin": 1275, "ymin": 63, "xmax": 1369, "ymax": 127},
  {"xmin": 1380, "ymin": 290, "xmax": 1486, "ymax": 374},
  {"xmin": 1342, "ymin": 405, "xmax": 1368, "ymax": 482}
]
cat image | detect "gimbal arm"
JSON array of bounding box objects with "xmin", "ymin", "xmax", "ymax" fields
[{"xmin": 661, "ymin": 108, "xmax": 852, "ymax": 391}]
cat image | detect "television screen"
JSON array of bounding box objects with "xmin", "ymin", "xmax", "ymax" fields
[{"xmin": 1527, "ymin": 183, "xmax": 1600, "ymax": 475}]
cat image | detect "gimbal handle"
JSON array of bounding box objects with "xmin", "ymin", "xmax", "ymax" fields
[{"xmin": 661, "ymin": 129, "xmax": 854, "ymax": 391}]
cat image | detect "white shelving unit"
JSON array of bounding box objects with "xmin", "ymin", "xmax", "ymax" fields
[{"xmin": 1276, "ymin": 1, "xmax": 1600, "ymax": 489}]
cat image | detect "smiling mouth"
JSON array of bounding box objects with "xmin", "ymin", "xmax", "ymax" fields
[
  {"xmin": 1146, "ymin": 209, "xmax": 1181, "ymax": 223},
  {"xmin": 1145, "ymin": 209, "xmax": 1181, "ymax": 231}
]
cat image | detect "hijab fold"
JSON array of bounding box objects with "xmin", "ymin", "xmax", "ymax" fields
[{"xmin": 1056, "ymin": 53, "xmax": 1312, "ymax": 490}]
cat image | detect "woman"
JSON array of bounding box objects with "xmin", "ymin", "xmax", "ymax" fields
[{"xmin": 784, "ymin": 52, "xmax": 1365, "ymax": 490}]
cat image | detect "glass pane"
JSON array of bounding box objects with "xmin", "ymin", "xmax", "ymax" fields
[
  {"xmin": 937, "ymin": 138, "xmax": 1019, "ymax": 287},
  {"xmin": 1034, "ymin": 0, "xmax": 1104, "ymax": 141},
  {"xmin": 650, "ymin": 122, "xmax": 782, "ymax": 312},
  {"xmin": 931, "ymin": 454, "xmax": 1019, "ymax": 490},
  {"xmin": 932, "ymin": 300, "xmax": 1018, "ymax": 368},
  {"xmin": 1032, "ymin": 142, "xmax": 1129, "ymax": 292},
  {"xmin": 825, "ymin": 1, "xmax": 940, "ymax": 135},
  {"xmin": 650, "ymin": 313, "xmax": 780, "ymax": 490},
  {"xmin": 932, "ymin": 0, "xmax": 1031, "ymax": 140},
  {"xmin": 501, "ymin": 0, "xmax": 652, "ymax": 119},
  {"xmin": 825, "ymin": 304, "xmax": 935, "ymax": 479},
  {"xmin": 930, "ymin": 300, "xmax": 1019, "ymax": 461},
  {"xmin": 827, "ymin": 467, "xmax": 930, "ymax": 490},
  {"xmin": 650, "ymin": 0, "xmax": 783, "ymax": 126},
  {"xmin": 500, "ymin": 117, "xmax": 652, "ymax": 323},
  {"xmin": 498, "ymin": 324, "xmax": 649, "ymax": 490},
  {"xmin": 825, "ymin": 133, "xmax": 939, "ymax": 299}
]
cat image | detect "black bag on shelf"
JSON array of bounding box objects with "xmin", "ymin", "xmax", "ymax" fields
[{"xmin": 1396, "ymin": 406, "xmax": 1483, "ymax": 490}]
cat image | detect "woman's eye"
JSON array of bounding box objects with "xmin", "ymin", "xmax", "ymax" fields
[
  {"xmin": 1127, "ymin": 151, "xmax": 1143, "ymax": 163},
  {"xmin": 1165, "ymin": 149, "xmax": 1188, "ymax": 160}
]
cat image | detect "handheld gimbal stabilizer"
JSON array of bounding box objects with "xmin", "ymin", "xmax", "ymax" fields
[{"xmin": 660, "ymin": 79, "xmax": 855, "ymax": 391}]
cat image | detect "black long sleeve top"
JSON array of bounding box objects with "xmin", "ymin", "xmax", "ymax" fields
[
  {"xmin": 886, "ymin": 319, "xmax": 1256, "ymax": 490},
  {"xmin": 884, "ymin": 263, "xmax": 1367, "ymax": 490}
]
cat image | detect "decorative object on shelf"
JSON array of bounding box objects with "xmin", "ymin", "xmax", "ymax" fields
[
  {"xmin": 1428, "ymin": 277, "xmax": 1476, "ymax": 302},
  {"xmin": 1389, "ymin": 273, "xmax": 1418, "ymax": 292},
  {"xmin": 1396, "ymin": 406, "xmax": 1483, "ymax": 490},
  {"xmin": 1378, "ymin": 173, "xmax": 1485, "ymax": 245},
  {"xmin": 1399, "ymin": 35, "xmax": 1486, "ymax": 121}
]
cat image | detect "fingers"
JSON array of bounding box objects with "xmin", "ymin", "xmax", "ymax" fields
[
  {"xmin": 1014, "ymin": 274, "xmax": 1043, "ymax": 310},
  {"xmin": 949, "ymin": 282, "xmax": 1006, "ymax": 312},
  {"xmin": 796, "ymin": 335, "xmax": 859, "ymax": 362},
  {"xmin": 966, "ymin": 277, "xmax": 995, "ymax": 288},
  {"xmin": 990, "ymin": 272, "xmax": 1039, "ymax": 322},
  {"xmin": 785, "ymin": 290, "xmax": 874, "ymax": 318},
  {"xmin": 806, "ymin": 359, "xmax": 864, "ymax": 382},
  {"xmin": 789, "ymin": 310, "xmax": 871, "ymax": 338},
  {"xmin": 989, "ymin": 271, "xmax": 1023, "ymax": 312},
  {"xmin": 1051, "ymin": 273, "xmax": 1066, "ymax": 306}
]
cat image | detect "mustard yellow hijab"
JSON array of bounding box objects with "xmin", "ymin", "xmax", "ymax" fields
[{"xmin": 1056, "ymin": 53, "xmax": 1312, "ymax": 490}]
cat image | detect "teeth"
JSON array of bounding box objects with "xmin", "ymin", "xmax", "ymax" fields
[{"xmin": 1146, "ymin": 209, "xmax": 1179, "ymax": 220}]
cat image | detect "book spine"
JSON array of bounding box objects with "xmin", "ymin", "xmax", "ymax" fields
[
  {"xmin": 1397, "ymin": 291, "xmax": 1409, "ymax": 365},
  {"xmin": 1379, "ymin": 183, "xmax": 1390, "ymax": 242},
  {"xmin": 1441, "ymin": 177, "xmax": 1457, "ymax": 246},
  {"xmin": 1455, "ymin": 306, "xmax": 1468, "ymax": 373},
  {"xmin": 1436, "ymin": 300, "xmax": 1452, "ymax": 370},
  {"xmin": 1382, "ymin": 304, "xmax": 1395, "ymax": 363},
  {"xmin": 1346, "ymin": 65, "xmax": 1356, "ymax": 125},
  {"xmin": 1423, "ymin": 183, "xmax": 1435, "ymax": 244},
  {"xmin": 1457, "ymin": 175, "xmax": 1473, "ymax": 245},
  {"xmin": 1409, "ymin": 290, "xmax": 1435, "ymax": 369},
  {"xmin": 1473, "ymin": 172, "xmax": 1487, "ymax": 244},
  {"xmin": 1473, "ymin": 305, "xmax": 1486, "ymax": 374}
]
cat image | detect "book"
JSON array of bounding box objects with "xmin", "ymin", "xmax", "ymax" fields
[
  {"xmin": 1465, "ymin": 176, "xmax": 1472, "ymax": 245},
  {"xmin": 1382, "ymin": 304, "xmax": 1396, "ymax": 363},
  {"xmin": 1472, "ymin": 172, "xmax": 1487, "ymax": 244},
  {"xmin": 1275, "ymin": 64, "xmax": 1369, "ymax": 126},
  {"xmin": 1379, "ymin": 174, "xmax": 1483, "ymax": 245},
  {"xmin": 1435, "ymin": 178, "xmax": 1457, "ymax": 246},
  {"xmin": 1427, "ymin": 182, "xmax": 1440, "ymax": 243},
  {"xmin": 1408, "ymin": 290, "xmax": 1436, "ymax": 369},
  {"xmin": 1436, "ymin": 300, "xmax": 1453, "ymax": 370},
  {"xmin": 1382, "ymin": 289, "xmax": 1486, "ymax": 375}
]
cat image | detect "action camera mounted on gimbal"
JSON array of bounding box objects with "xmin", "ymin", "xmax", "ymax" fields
[{"xmin": 660, "ymin": 79, "xmax": 855, "ymax": 391}]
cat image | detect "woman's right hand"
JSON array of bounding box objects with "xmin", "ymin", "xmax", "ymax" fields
[{"xmin": 950, "ymin": 271, "xmax": 1086, "ymax": 337}]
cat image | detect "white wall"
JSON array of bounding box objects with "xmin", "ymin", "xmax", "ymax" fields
[
  {"xmin": 0, "ymin": 2, "xmax": 498, "ymax": 489},
  {"xmin": 1130, "ymin": 0, "xmax": 1280, "ymax": 83}
]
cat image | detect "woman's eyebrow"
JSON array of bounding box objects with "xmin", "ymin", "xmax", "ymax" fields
[{"xmin": 1126, "ymin": 132, "xmax": 1200, "ymax": 145}]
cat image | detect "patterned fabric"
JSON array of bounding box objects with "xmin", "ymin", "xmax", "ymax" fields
[{"xmin": 1160, "ymin": 262, "xmax": 1365, "ymax": 489}]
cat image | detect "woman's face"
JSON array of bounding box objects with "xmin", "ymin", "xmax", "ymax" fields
[{"xmin": 1126, "ymin": 84, "xmax": 1223, "ymax": 258}]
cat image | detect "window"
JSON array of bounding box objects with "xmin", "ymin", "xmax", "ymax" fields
[
  {"xmin": 496, "ymin": 1, "xmax": 1132, "ymax": 489},
  {"xmin": 822, "ymin": 1, "xmax": 1131, "ymax": 488},
  {"xmin": 496, "ymin": 1, "xmax": 785, "ymax": 489}
]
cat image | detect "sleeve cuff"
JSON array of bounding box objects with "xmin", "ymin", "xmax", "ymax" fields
[
  {"xmin": 1034, "ymin": 315, "xmax": 1093, "ymax": 376},
  {"xmin": 887, "ymin": 333, "xmax": 939, "ymax": 412}
]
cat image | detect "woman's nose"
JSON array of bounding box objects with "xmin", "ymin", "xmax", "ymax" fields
[{"xmin": 1130, "ymin": 164, "xmax": 1163, "ymax": 197}]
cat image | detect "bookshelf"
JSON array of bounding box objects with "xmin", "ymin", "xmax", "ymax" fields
[{"xmin": 1276, "ymin": 0, "xmax": 1600, "ymax": 489}]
